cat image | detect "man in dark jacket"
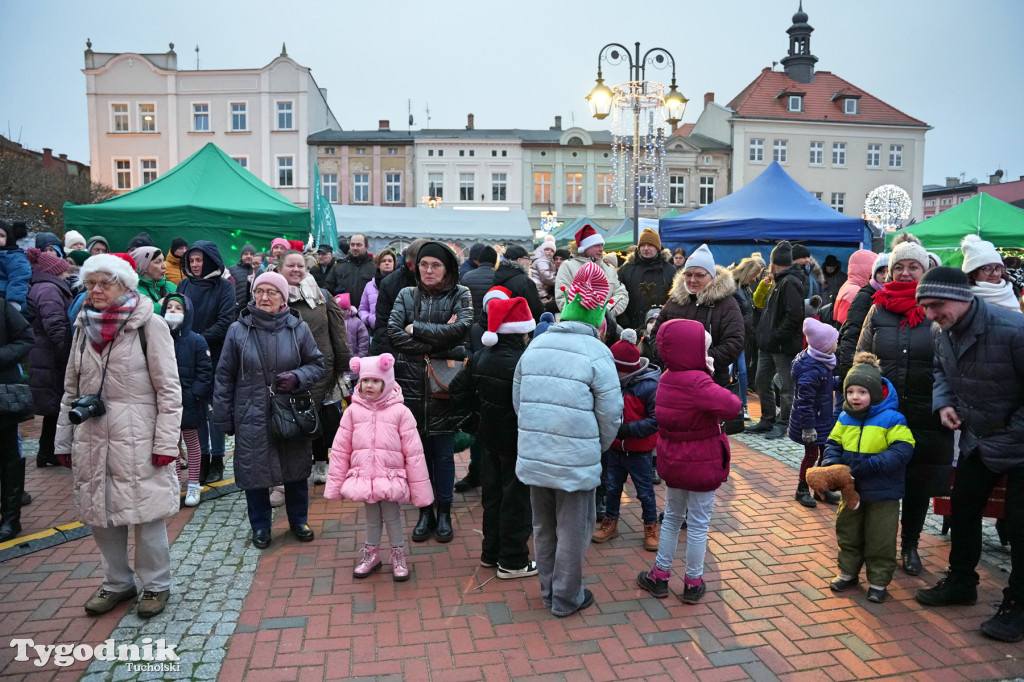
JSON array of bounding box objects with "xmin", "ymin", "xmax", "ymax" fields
[
  {"xmin": 493, "ymin": 245, "xmax": 543, "ymax": 322},
  {"xmin": 310, "ymin": 244, "xmax": 338, "ymax": 288},
  {"xmin": 459, "ymin": 245, "xmax": 498, "ymax": 323},
  {"xmin": 459, "ymin": 242, "xmax": 485, "ymax": 279},
  {"xmin": 747, "ymin": 241, "xmax": 807, "ymax": 439},
  {"xmin": 914, "ymin": 267, "xmax": 1024, "ymax": 644},
  {"xmin": 617, "ymin": 228, "xmax": 676, "ymax": 330},
  {"xmin": 370, "ymin": 238, "xmax": 427, "ymax": 355},
  {"xmin": 228, "ymin": 244, "xmax": 259, "ymax": 312},
  {"xmin": 821, "ymin": 254, "xmax": 847, "ymax": 304},
  {"xmin": 176, "ymin": 240, "xmax": 237, "ymax": 483},
  {"xmin": 325, "ymin": 233, "xmax": 375, "ymax": 303}
]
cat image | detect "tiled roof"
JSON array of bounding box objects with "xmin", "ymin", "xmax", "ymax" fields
[
  {"xmin": 727, "ymin": 69, "xmax": 928, "ymax": 127},
  {"xmin": 670, "ymin": 123, "xmax": 695, "ymax": 138}
]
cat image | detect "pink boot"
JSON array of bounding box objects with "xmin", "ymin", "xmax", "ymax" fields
[
  {"xmin": 391, "ymin": 546, "xmax": 409, "ymax": 582},
  {"xmin": 353, "ymin": 545, "xmax": 381, "ymax": 578}
]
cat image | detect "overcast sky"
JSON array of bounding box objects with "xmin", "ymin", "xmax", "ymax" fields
[{"xmin": 2, "ymin": 0, "xmax": 1022, "ymax": 186}]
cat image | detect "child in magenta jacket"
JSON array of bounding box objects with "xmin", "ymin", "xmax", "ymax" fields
[
  {"xmin": 325, "ymin": 353, "xmax": 432, "ymax": 581},
  {"xmin": 637, "ymin": 318, "xmax": 740, "ymax": 604}
]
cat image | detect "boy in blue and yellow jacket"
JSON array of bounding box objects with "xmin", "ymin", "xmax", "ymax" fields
[{"xmin": 822, "ymin": 351, "xmax": 915, "ymax": 604}]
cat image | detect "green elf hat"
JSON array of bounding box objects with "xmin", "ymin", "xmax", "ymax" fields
[{"xmin": 560, "ymin": 261, "xmax": 613, "ymax": 328}]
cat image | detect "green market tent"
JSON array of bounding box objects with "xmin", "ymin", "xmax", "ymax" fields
[
  {"xmin": 549, "ymin": 217, "xmax": 608, "ymax": 247},
  {"xmin": 604, "ymin": 219, "xmax": 637, "ymax": 252},
  {"xmin": 64, "ymin": 143, "xmax": 310, "ymax": 259},
  {"xmin": 886, "ymin": 193, "xmax": 1024, "ymax": 267},
  {"xmin": 660, "ymin": 208, "xmax": 682, "ymax": 219}
]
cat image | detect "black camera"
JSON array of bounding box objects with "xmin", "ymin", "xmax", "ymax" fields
[{"xmin": 69, "ymin": 394, "xmax": 106, "ymax": 424}]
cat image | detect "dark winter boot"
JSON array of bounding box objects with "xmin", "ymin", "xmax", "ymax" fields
[
  {"xmin": 206, "ymin": 456, "xmax": 225, "ymax": 484},
  {"xmin": 651, "ymin": 455, "xmax": 662, "ymax": 485},
  {"xmin": 411, "ymin": 505, "xmax": 435, "ymax": 543},
  {"xmin": 0, "ymin": 457, "xmax": 25, "ymax": 543},
  {"xmin": 434, "ymin": 501, "xmax": 453, "ymax": 543},
  {"xmin": 901, "ymin": 542, "xmax": 922, "ymax": 576},
  {"xmin": 915, "ymin": 572, "xmax": 978, "ymax": 607},
  {"xmin": 981, "ymin": 595, "xmax": 1024, "ymax": 643},
  {"xmin": 199, "ymin": 453, "xmax": 211, "ymax": 485},
  {"xmin": 795, "ymin": 482, "xmax": 817, "ymax": 508}
]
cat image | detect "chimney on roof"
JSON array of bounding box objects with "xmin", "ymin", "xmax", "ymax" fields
[
  {"xmin": 989, "ymin": 169, "xmax": 1004, "ymax": 184},
  {"xmin": 466, "ymin": 113, "xmax": 474, "ymax": 130},
  {"xmin": 42, "ymin": 148, "xmax": 53, "ymax": 162},
  {"xmin": 704, "ymin": 92, "xmax": 714, "ymax": 109},
  {"xmin": 552, "ymin": 115, "xmax": 562, "ymax": 130},
  {"xmin": 945, "ymin": 177, "xmax": 960, "ymax": 187},
  {"xmin": 59, "ymin": 153, "xmax": 67, "ymax": 162},
  {"xmin": 379, "ymin": 120, "xmax": 390, "ymax": 131}
]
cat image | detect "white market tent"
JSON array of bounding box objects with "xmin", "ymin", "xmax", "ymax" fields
[{"xmin": 331, "ymin": 205, "xmax": 534, "ymax": 259}]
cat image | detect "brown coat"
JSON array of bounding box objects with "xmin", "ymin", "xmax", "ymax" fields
[
  {"xmin": 288, "ymin": 285, "xmax": 351, "ymax": 404},
  {"xmin": 55, "ymin": 296, "xmax": 183, "ymax": 528}
]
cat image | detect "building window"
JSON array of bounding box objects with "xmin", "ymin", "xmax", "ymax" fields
[
  {"xmin": 355, "ymin": 147, "xmax": 366, "ymax": 155},
  {"xmin": 232, "ymin": 157, "xmax": 248, "ymax": 169},
  {"xmin": 832, "ymin": 142, "xmax": 846, "ymax": 167},
  {"xmin": 322, "ymin": 173, "xmax": 338, "ymax": 203},
  {"xmin": 809, "ymin": 141, "xmax": 823, "ymax": 165},
  {"xmin": 565, "ymin": 173, "xmax": 583, "ymax": 204},
  {"xmin": 437, "ymin": 149, "xmax": 443, "ymax": 157},
  {"xmin": 193, "ymin": 103, "xmax": 209, "ymax": 132},
  {"xmin": 459, "ymin": 173, "xmax": 475, "ymax": 201},
  {"xmin": 703, "ymin": 155, "xmax": 713, "ymax": 165},
  {"xmin": 427, "ymin": 172, "xmax": 443, "ymax": 199},
  {"xmin": 699, "ymin": 176, "xmax": 715, "ymax": 206},
  {"xmin": 597, "ymin": 172, "xmax": 614, "ymax": 205},
  {"xmin": 639, "ymin": 175, "xmax": 655, "ymax": 203},
  {"xmin": 115, "ymin": 159, "xmax": 131, "ymax": 190},
  {"xmin": 669, "ymin": 175, "xmax": 686, "ymax": 205},
  {"xmin": 831, "ymin": 192, "xmax": 845, "ymax": 213},
  {"xmin": 387, "ymin": 147, "xmax": 398, "ymax": 155},
  {"xmin": 141, "ymin": 159, "xmax": 158, "ymax": 185},
  {"xmin": 276, "ymin": 101, "xmax": 294, "ymax": 130},
  {"xmin": 231, "ymin": 103, "xmax": 247, "ymax": 131},
  {"xmin": 958, "ymin": 195, "xmax": 968, "ymax": 204},
  {"xmin": 844, "ymin": 98, "xmax": 858, "ymax": 115},
  {"xmin": 323, "ymin": 147, "xmax": 335, "ymax": 155},
  {"xmin": 812, "ymin": 192, "xmax": 823, "ymax": 200},
  {"xmin": 502, "ymin": 150, "xmax": 507, "ymax": 157},
  {"xmin": 491, "ymin": 173, "xmax": 507, "ymax": 201},
  {"xmin": 491, "ymin": 150, "xmax": 497, "ymax": 157},
  {"xmin": 749, "ymin": 138, "xmax": 764, "ymax": 162},
  {"xmin": 925, "ymin": 199, "xmax": 935, "ymax": 207},
  {"xmin": 867, "ymin": 143, "xmax": 881, "ymax": 168},
  {"xmin": 353, "ymin": 173, "xmax": 369, "ymax": 203},
  {"xmin": 139, "ymin": 104, "xmax": 156, "ymax": 133},
  {"xmin": 385, "ymin": 173, "xmax": 402, "ymax": 203},
  {"xmin": 459, "ymin": 150, "xmax": 465, "ymax": 157},
  {"xmin": 773, "ymin": 139, "xmax": 788, "ymax": 163},
  {"xmin": 469, "ymin": 150, "xmax": 474, "ymax": 157},
  {"xmin": 112, "ymin": 104, "xmax": 129, "ymax": 132},
  {"xmin": 889, "ymin": 144, "xmax": 903, "ymax": 168},
  {"xmin": 277, "ymin": 156, "xmax": 294, "ymax": 187},
  {"xmin": 427, "ymin": 149, "xmax": 434, "ymax": 157},
  {"xmin": 941, "ymin": 197, "xmax": 952, "ymax": 206},
  {"xmin": 533, "ymin": 172, "xmax": 551, "ymax": 204},
  {"xmin": 788, "ymin": 95, "xmax": 803, "ymax": 112}
]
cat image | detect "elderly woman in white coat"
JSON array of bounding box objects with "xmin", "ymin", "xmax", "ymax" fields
[{"xmin": 54, "ymin": 253, "xmax": 182, "ymax": 620}]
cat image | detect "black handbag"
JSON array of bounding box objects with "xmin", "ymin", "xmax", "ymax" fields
[
  {"xmin": 0, "ymin": 383, "xmax": 34, "ymax": 421},
  {"xmin": 253, "ymin": 330, "xmax": 321, "ymax": 441},
  {"xmin": 722, "ymin": 380, "xmax": 745, "ymax": 436}
]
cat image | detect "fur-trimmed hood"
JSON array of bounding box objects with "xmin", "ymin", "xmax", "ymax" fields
[
  {"xmin": 668, "ymin": 265, "xmax": 737, "ymax": 306},
  {"xmin": 807, "ymin": 256, "xmax": 826, "ymax": 288}
]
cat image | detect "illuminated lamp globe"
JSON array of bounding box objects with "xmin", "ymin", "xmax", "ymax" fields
[{"xmin": 586, "ymin": 78, "xmax": 615, "ymax": 120}]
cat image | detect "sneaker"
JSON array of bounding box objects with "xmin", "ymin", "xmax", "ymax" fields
[
  {"xmin": 137, "ymin": 589, "xmax": 170, "ymax": 618},
  {"xmin": 643, "ymin": 524, "xmax": 660, "ymax": 552},
  {"xmin": 744, "ymin": 420, "xmax": 774, "ymax": 434},
  {"xmin": 354, "ymin": 545, "xmax": 381, "ymax": 578},
  {"xmin": 555, "ymin": 589, "xmax": 595, "ymax": 618},
  {"xmin": 915, "ymin": 573, "xmax": 978, "ymax": 607},
  {"xmin": 497, "ymin": 561, "xmax": 539, "ymax": 580},
  {"xmin": 391, "ymin": 546, "xmax": 410, "ymax": 582},
  {"xmin": 681, "ymin": 578, "xmax": 706, "ymax": 604},
  {"xmin": 764, "ymin": 424, "xmax": 788, "ymax": 440},
  {"xmin": 312, "ymin": 462, "xmax": 328, "ymax": 484},
  {"xmin": 830, "ymin": 575, "xmax": 860, "ymax": 592},
  {"xmin": 591, "ymin": 517, "xmax": 619, "ymax": 544},
  {"xmin": 269, "ymin": 486, "xmax": 285, "ymax": 508},
  {"xmin": 480, "ymin": 558, "xmax": 498, "ymax": 568},
  {"xmin": 84, "ymin": 585, "xmax": 138, "ymax": 616},
  {"xmin": 980, "ymin": 596, "xmax": 1024, "ymax": 643},
  {"xmin": 867, "ymin": 587, "xmax": 887, "ymax": 603},
  {"xmin": 184, "ymin": 482, "xmax": 201, "ymax": 507},
  {"xmin": 637, "ymin": 570, "xmax": 669, "ymax": 598}
]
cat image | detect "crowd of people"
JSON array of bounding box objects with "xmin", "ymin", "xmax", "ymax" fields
[{"xmin": 0, "ymin": 218, "xmax": 1021, "ymax": 642}]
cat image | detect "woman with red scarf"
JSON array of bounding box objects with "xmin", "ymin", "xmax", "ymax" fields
[{"xmin": 855, "ymin": 233, "xmax": 953, "ymax": 578}]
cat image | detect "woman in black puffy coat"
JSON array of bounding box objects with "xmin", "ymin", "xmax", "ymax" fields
[{"xmin": 388, "ymin": 241, "xmax": 473, "ymax": 544}]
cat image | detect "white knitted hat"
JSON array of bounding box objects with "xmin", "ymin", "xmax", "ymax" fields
[
  {"xmin": 684, "ymin": 243, "xmax": 716, "ymax": 276},
  {"xmin": 889, "ymin": 232, "xmax": 929, "ymax": 273},
  {"xmin": 960, "ymin": 234, "xmax": 1002, "ymax": 274}
]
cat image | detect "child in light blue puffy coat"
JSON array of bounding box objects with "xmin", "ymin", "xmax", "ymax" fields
[{"xmin": 0, "ymin": 221, "xmax": 32, "ymax": 311}]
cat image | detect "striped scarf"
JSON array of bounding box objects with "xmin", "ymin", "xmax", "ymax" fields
[{"xmin": 82, "ymin": 292, "xmax": 139, "ymax": 353}]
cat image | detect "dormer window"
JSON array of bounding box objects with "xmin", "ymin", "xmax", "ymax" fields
[
  {"xmin": 788, "ymin": 95, "xmax": 803, "ymax": 112},
  {"xmin": 843, "ymin": 98, "xmax": 858, "ymax": 115}
]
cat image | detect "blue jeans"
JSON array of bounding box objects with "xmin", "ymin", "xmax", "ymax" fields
[
  {"xmin": 603, "ymin": 449, "xmax": 658, "ymax": 525},
  {"xmin": 198, "ymin": 412, "xmax": 226, "ymax": 458},
  {"xmin": 731, "ymin": 351, "xmax": 748, "ymax": 408},
  {"xmin": 423, "ymin": 434, "xmax": 455, "ymax": 503},
  {"xmin": 655, "ymin": 486, "xmax": 717, "ymax": 580},
  {"xmin": 245, "ymin": 480, "xmax": 309, "ymax": 531}
]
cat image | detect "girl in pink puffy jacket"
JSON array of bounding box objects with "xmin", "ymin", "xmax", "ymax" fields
[{"xmin": 324, "ymin": 353, "xmax": 433, "ymax": 581}]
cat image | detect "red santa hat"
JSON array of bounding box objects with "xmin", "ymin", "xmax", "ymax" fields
[
  {"xmin": 482, "ymin": 297, "xmax": 536, "ymax": 346},
  {"xmin": 482, "ymin": 285, "xmax": 512, "ymax": 311},
  {"xmin": 575, "ymin": 223, "xmax": 604, "ymax": 252}
]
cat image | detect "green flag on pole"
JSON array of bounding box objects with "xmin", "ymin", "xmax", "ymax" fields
[{"xmin": 312, "ymin": 166, "xmax": 338, "ymax": 251}]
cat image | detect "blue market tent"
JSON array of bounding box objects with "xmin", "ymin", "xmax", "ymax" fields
[{"xmin": 659, "ymin": 162, "xmax": 872, "ymax": 266}]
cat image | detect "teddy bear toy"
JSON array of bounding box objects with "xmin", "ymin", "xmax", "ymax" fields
[{"xmin": 805, "ymin": 464, "xmax": 859, "ymax": 510}]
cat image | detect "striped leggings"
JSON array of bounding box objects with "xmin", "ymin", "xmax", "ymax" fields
[{"xmin": 179, "ymin": 429, "xmax": 201, "ymax": 484}]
